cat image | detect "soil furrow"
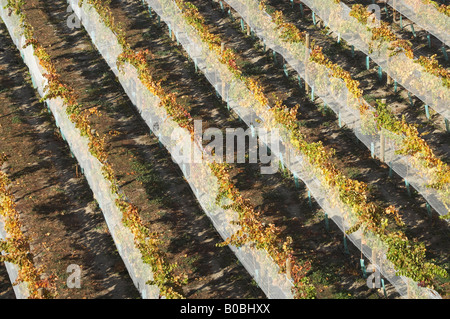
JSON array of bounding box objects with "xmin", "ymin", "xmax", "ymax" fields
[
  {"xmin": 115, "ymin": 0, "xmax": 449, "ymax": 296},
  {"xmin": 265, "ymin": 0, "xmax": 450, "ymax": 148},
  {"xmin": 20, "ymin": 0, "xmax": 265, "ymax": 298},
  {"xmin": 101, "ymin": 0, "xmax": 406, "ymax": 298},
  {"xmin": 189, "ymin": 0, "xmax": 450, "ymax": 245},
  {"xmin": 0, "ymin": 20, "xmax": 140, "ymax": 298}
]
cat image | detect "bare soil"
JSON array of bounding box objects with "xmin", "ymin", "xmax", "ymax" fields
[
  {"xmin": 0, "ymin": 21, "xmax": 140, "ymax": 299},
  {"xmin": 17, "ymin": 0, "xmax": 265, "ymax": 299},
  {"xmin": 125, "ymin": 0, "xmax": 449, "ymax": 297},
  {"xmin": 103, "ymin": 0, "xmax": 404, "ymax": 298}
]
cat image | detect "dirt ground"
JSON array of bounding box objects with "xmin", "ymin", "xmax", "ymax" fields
[
  {"xmin": 168, "ymin": 0, "xmax": 448, "ymax": 296},
  {"xmin": 102, "ymin": 0, "xmax": 405, "ymax": 298},
  {"xmin": 12, "ymin": 0, "xmax": 266, "ymax": 299},
  {"xmin": 0, "ymin": 0, "xmax": 447, "ymax": 299},
  {"xmin": 0, "ymin": 20, "xmax": 140, "ymax": 298}
]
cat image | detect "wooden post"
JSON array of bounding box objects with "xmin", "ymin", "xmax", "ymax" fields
[
  {"xmin": 305, "ymin": 33, "xmax": 310, "ymax": 52},
  {"xmin": 387, "ymin": 75, "xmax": 392, "ymax": 86},
  {"xmin": 37, "ymin": 287, "xmax": 45, "ymax": 299},
  {"xmin": 305, "ymin": 33, "xmax": 310, "ymax": 94},
  {"xmin": 246, "ymin": 23, "xmax": 251, "ymax": 36},
  {"xmin": 221, "ymin": 41, "xmax": 226, "ymax": 98},
  {"xmin": 222, "ymin": 81, "xmax": 226, "ymax": 100},
  {"xmin": 371, "ymin": 246, "xmax": 377, "ymax": 269},
  {"xmin": 371, "ymin": 245, "xmax": 377, "ymax": 289},
  {"xmin": 380, "ymin": 97, "xmax": 387, "ymax": 162},
  {"xmin": 407, "ymin": 278, "xmax": 411, "ymax": 298},
  {"xmin": 286, "ymin": 145, "xmax": 290, "ymax": 170},
  {"xmin": 286, "ymin": 258, "xmax": 292, "ymax": 280}
]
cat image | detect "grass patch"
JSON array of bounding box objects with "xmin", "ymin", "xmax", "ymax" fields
[
  {"xmin": 262, "ymin": 189, "xmax": 286, "ymax": 202},
  {"xmin": 237, "ymin": 60, "xmax": 264, "ymax": 76},
  {"xmin": 363, "ymin": 94, "xmax": 377, "ymax": 104},
  {"xmin": 11, "ymin": 115, "xmax": 22, "ymax": 124}
]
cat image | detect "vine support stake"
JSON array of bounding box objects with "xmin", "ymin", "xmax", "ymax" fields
[
  {"xmin": 37, "ymin": 288, "xmax": 46, "ymax": 299},
  {"xmin": 407, "ymin": 279, "xmax": 411, "ymax": 298},
  {"xmin": 371, "ymin": 142, "xmax": 375, "ymax": 158},
  {"xmin": 351, "ymin": 45, "xmax": 354, "ymax": 58},
  {"xmin": 343, "ymin": 235, "xmax": 349, "ymax": 254},
  {"xmin": 426, "ymin": 202, "xmax": 431, "ymax": 218},
  {"xmin": 381, "ymin": 278, "xmax": 387, "ymax": 298},
  {"xmin": 378, "ymin": 66, "xmax": 382, "ymax": 81},
  {"xmin": 307, "ymin": 190, "xmax": 312, "ymax": 208},
  {"xmin": 312, "ymin": 11, "xmax": 316, "ymax": 26},
  {"xmin": 427, "ymin": 34, "xmax": 431, "ymax": 48},
  {"xmin": 338, "ymin": 111, "xmax": 342, "ymax": 128},
  {"xmin": 283, "ymin": 64, "xmax": 288, "ymax": 77},
  {"xmin": 394, "ymin": 80, "xmax": 398, "ymax": 93},
  {"xmin": 424, "ymin": 105, "xmax": 430, "ymax": 119},
  {"xmin": 221, "ymin": 81, "xmax": 226, "ymax": 100},
  {"xmin": 399, "ymin": 15, "xmax": 403, "ymax": 29},
  {"xmin": 366, "ymin": 56, "xmax": 370, "ymax": 70},
  {"xmin": 219, "ymin": 1, "xmax": 224, "ymax": 12},
  {"xmin": 442, "ymin": 45, "xmax": 448, "ymax": 62},
  {"xmin": 158, "ymin": 133, "xmax": 162, "ymax": 148},
  {"xmin": 445, "ymin": 118, "xmax": 449, "ymax": 132},
  {"xmin": 305, "ymin": 33, "xmax": 310, "ymax": 94},
  {"xmin": 148, "ymin": 6, "xmax": 152, "ymax": 18},
  {"xmin": 279, "ymin": 152, "xmax": 284, "ymax": 171},
  {"xmin": 294, "ymin": 174, "xmax": 299, "ymax": 188},
  {"xmin": 286, "ymin": 258, "xmax": 292, "ymax": 280},
  {"xmin": 324, "ymin": 212, "xmax": 329, "ymax": 231},
  {"xmin": 408, "ymin": 92, "xmax": 413, "ymax": 106},
  {"xmin": 360, "ymin": 259, "xmax": 367, "ymax": 278},
  {"xmin": 410, "ymin": 24, "xmax": 416, "ymax": 37},
  {"xmin": 405, "ymin": 179, "xmax": 411, "ymax": 197},
  {"xmin": 300, "ymin": 3, "xmax": 304, "ymax": 18},
  {"xmin": 388, "ymin": 162, "xmax": 393, "ymax": 178},
  {"xmin": 297, "ymin": 75, "xmax": 302, "ymax": 89},
  {"xmin": 305, "ymin": 33, "xmax": 310, "ymax": 53}
]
